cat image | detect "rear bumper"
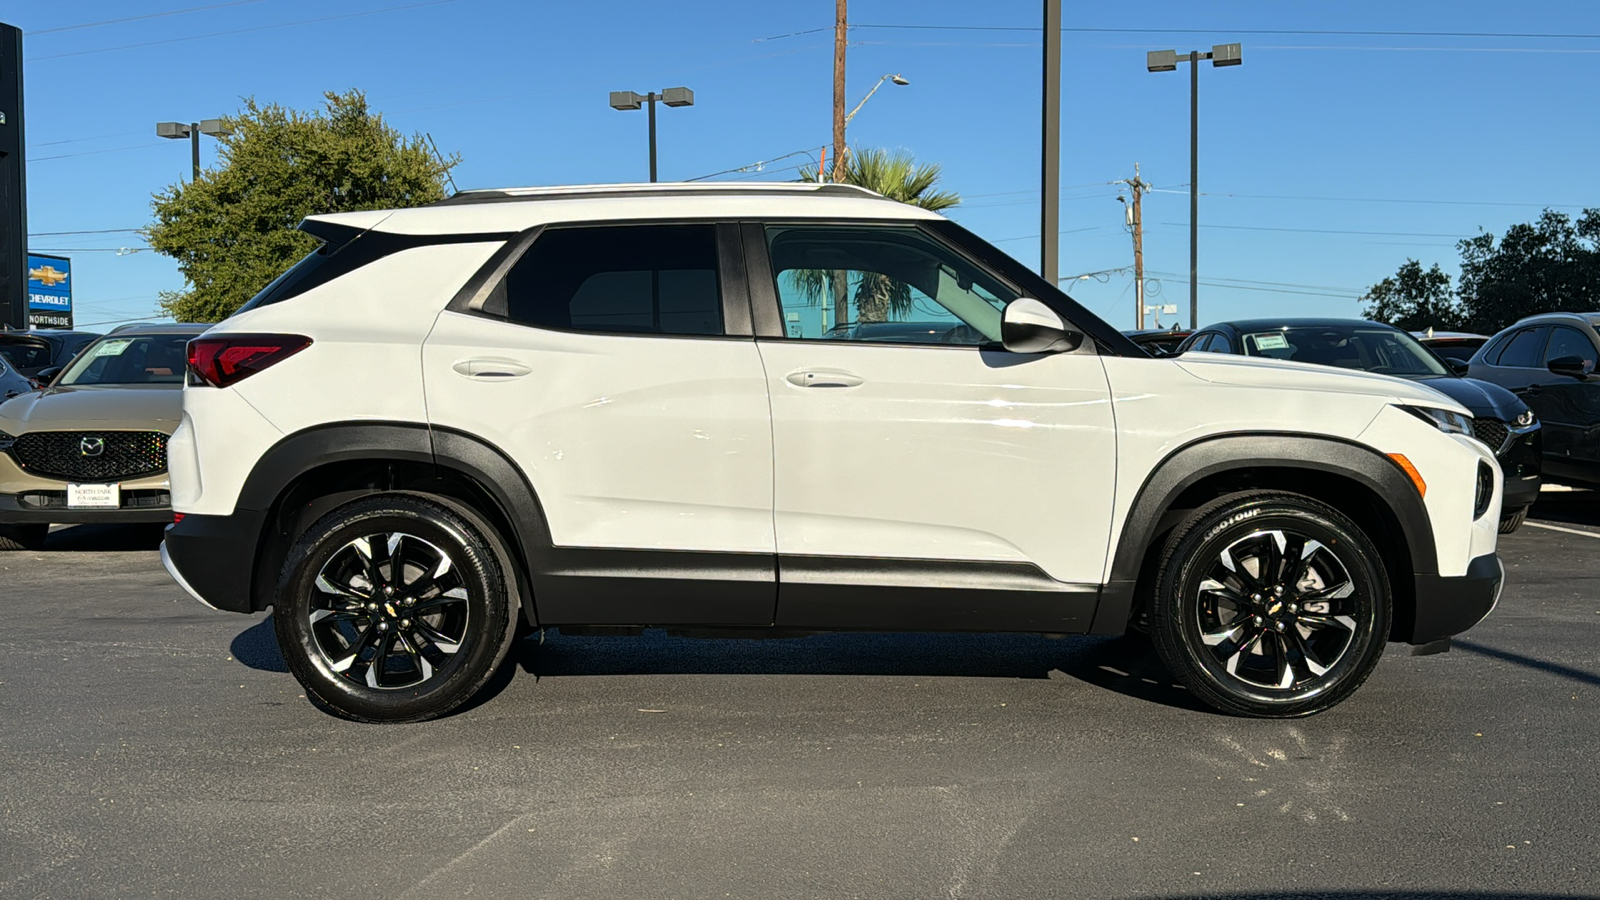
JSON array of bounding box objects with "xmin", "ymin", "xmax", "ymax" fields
[
  {"xmin": 160, "ymin": 511, "xmax": 266, "ymax": 613},
  {"xmin": 1408, "ymin": 553, "xmax": 1503, "ymax": 644}
]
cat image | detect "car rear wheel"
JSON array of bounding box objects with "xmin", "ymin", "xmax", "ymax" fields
[
  {"xmin": 0, "ymin": 523, "xmax": 47, "ymax": 551},
  {"xmin": 273, "ymin": 494, "xmax": 519, "ymax": 723},
  {"xmin": 1151, "ymin": 491, "xmax": 1390, "ymax": 718}
]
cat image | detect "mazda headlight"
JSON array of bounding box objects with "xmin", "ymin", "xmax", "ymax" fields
[
  {"xmin": 1402, "ymin": 405, "xmax": 1474, "ymax": 437},
  {"xmin": 1512, "ymin": 408, "xmax": 1537, "ymax": 429}
]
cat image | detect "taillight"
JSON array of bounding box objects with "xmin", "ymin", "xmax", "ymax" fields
[{"xmin": 186, "ymin": 334, "xmax": 311, "ymax": 388}]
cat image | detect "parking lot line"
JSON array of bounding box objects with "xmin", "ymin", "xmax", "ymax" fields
[{"xmin": 1525, "ymin": 521, "xmax": 1600, "ymax": 540}]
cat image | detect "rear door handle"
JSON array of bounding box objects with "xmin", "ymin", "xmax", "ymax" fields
[
  {"xmin": 452, "ymin": 358, "xmax": 532, "ymax": 379},
  {"xmin": 785, "ymin": 368, "xmax": 864, "ymax": 388}
]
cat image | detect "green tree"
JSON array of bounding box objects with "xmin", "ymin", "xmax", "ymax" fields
[
  {"xmin": 1456, "ymin": 208, "xmax": 1600, "ymax": 333},
  {"xmin": 795, "ymin": 147, "xmax": 961, "ymax": 324},
  {"xmin": 1361, "ymin": 259, "xmax": 1464, "ymax": 331},
  {"xmin": 146, "ymin": 89, "xmax": 458, "ymax": 322}
]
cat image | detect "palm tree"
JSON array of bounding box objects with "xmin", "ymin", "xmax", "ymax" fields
[{"xmin": 793, "ymin": 148, "xmax": 961, "ymax": 325}]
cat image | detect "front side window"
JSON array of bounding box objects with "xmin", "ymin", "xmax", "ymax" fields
[
  {"xmin": 1544, "ymin": 326, "xmax": 1597, "ymax": 367},
  {"xmin": 501, "ymin": 224, "xmax": 723, "ymax": 336},
  {"xmin": 57, "ymin": 335, "xmax": 191, "ymax": 386},
  {"xmin": 764, "ymin": 225, "xmax": 1016, "ymax": 345}
]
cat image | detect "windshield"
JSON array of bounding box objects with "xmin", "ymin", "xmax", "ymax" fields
[
  {"xmin": 1238, "ymin": 325, "xmax": 1452, "ymax": 377},
  {"xmin": 57, "ymin": 335, "xmax": 191, "ymax": 386}
]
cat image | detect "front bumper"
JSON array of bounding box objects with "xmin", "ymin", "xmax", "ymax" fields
[
  {"xmin": 1497, "ymin": 425, "xmax": 1542, "ymax": 512},
  {"xmin": 161, "ymin": 511, "xmax": 267, "ymax": 613},
  {"xmin": 0, "ymin": 491, "xmax": 174, "ymax": 524},
  {"xmin": 1408, "ymin": 552, "xmax": 1503, "ymax": 644}
]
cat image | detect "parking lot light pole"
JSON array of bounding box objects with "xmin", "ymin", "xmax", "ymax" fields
[
  {"xmin": 608, "ymin": 87, "xmax": 694, "ymax": 182},
  {"xmin": 1146, "ymin": 43, "xmax": 1241, "ymax": 329},
  {"xmin": 156, "ymin": 119, "xmax": 231, "ymax": 181}
]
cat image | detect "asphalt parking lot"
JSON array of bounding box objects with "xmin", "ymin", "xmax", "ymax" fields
[{"xmin": 3, "ymin": 493, "xmax": 1598, "ymax": 899}]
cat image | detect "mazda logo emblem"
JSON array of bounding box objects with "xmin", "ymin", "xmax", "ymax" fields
[{"xmin": 79, "ymin": 437, "xmax": 105, "ymax": 458}]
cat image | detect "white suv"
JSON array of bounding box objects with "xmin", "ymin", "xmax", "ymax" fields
[{"xmin": 160, "ymin": 182, "xmax": 1504, "ymax": 722}]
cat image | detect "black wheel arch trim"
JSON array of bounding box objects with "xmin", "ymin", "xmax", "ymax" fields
[{"xmin": 1090, "ymin": 432, "xmax": 1438, "ymax": 636}]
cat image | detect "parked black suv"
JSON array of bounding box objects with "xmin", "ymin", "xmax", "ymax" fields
[
  {"xmin": 1467, "ymin": 312, "xmax": 1600, "ymax": 489},
  {"xmin": 1179, "ymin": 319, "xmax": 1542, "ymax": 531}
]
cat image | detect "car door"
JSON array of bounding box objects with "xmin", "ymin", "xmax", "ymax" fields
[
  {"xmin": 1538, "ymin": 325, "xmax": 1600, "ymax": 468},
  {"xmin": 744, "ymin": 222, "xmax": 1115, "ymax": 632},
  {"xmin": 422, "ymin": 222, "xmax": 776, "ymax": 626}
]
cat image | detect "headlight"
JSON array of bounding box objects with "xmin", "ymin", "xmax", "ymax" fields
[
  {"xmin": 1401, "ymin": 404, "xmax": 1474, "ymax": 436},
  {"xmin": 1512, "ymin": 408, "xmax": 1537, "ymax": 429},
  {"xmin": 0, "ymin": 430, "xmax": 12, "ymax": 451}
]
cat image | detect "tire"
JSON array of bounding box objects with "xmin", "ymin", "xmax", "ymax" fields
[
  {"xmin": 273, "ymin": 493, "xmax": 519, "ymax": 723},
  {"xmin": 0, "ymin": 524, "xmax": 48, "ymax": 551},
  {"xmin": 1498, "ymin": 507, "xmax": 1528, "ymax": 534},
  {"xmin": 1149, "ymin": 491, "xmax": 1391, "ymax": 718}
]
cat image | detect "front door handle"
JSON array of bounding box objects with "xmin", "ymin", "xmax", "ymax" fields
[
  {"xmin": 785, "ymin": 368, "xmax": 864, "ymax": 388},
  {"xmin": 452, "ymin": 358, "xmax": 532, "ymax": 379}
]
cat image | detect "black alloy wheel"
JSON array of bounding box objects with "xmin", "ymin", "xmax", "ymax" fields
[
  {"xmin": 1151, "ymin": 492, "xmax": 1390, "ymax": 718},
  {"xmin": 274, "ymin": 494, "xmax": 518, "ymax": 723}
]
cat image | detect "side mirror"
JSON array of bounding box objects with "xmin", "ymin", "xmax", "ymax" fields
[
  {"xmin": 30, "ymin": 366, "xmax": 63, "ymax": 388},
  {"xmin": 1447, "ymin": 358, "xmax": 1469, "ymax": 375},
  {"xmin": 1546, "ymin": 355, "xmax": 1595, "ymax": 380},
  {"xmin": 1001, "ymin": 297, "xmax": 1082, "ymax": 354}
]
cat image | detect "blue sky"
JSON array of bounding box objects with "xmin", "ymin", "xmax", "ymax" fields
[{"xmin": 12, "ymin": 0, "xmax": 1600, "ymax": 332}]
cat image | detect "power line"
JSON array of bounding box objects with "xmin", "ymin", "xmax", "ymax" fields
[
  {"xmin": 26, "ymin": 143, "xmax": 166, "ymax": 163},
  {"xmin": 26, "ymin": 0, "xmax": 459, "ymax": 61},
  {"xmin": 1155, "ymin": 221, "xmax": 1471, "ymax": 238},
  {"xmin": 687, "ymin": 147, "xmax": 823, "ymax": 182},
  {"xmin": 851, "ymin": 24, "xmax": 1600, "ymax": 40},
  {"xmin": 27, "ymin": 228, "xmax": 144, "ymax": 237},
  {"xmin": 28, "ymin": 0, "xmax": 271, "ymax": 36},
  {"xmin": 1147, "ymin": 187, "xmax": 1594, "ymax": 210},
  {"xmin": 30, "ymin": 130, "xmax": 147, "ymax": 148}
]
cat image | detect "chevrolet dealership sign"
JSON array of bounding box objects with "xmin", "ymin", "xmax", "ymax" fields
[{"xmin": 27, "ymin": 253, "xmax": 72, "ymax": 328}]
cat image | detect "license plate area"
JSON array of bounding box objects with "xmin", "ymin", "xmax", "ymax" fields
[{"xmin": 67, "ymin": 483, "xmax": 121, "ymax": 509}]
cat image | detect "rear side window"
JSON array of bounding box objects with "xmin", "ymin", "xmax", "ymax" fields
[
  {"xmin": 501, "ymin": 224, "xmax": 723, "ymax": 336},
  {"xmin": 1495, "ymin": 327, "xmax": 1548, "ymax": 368},
  {"xmin": 0, "ymin": 340, "xmax": 50, "ymax": 370},
  {"xmin": 1210, "ymin": 333, "xmax": 1235, "ymax": 354}
]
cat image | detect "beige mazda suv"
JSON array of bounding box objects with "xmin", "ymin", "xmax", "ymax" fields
[{"xmin": 0, "ymin": 323, "xmax": 206, "ymax": 550}]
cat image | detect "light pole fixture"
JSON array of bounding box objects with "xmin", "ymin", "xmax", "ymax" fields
[
  {"xmin": 1147, "ymin": 42, "xmax": 1241, "ymax": 329},
  {"xmin": 608, "ymin": 87, "xmax": 694, "ymax": 182},
  {"xmin": 156, "ymin": 118, "xmax": 231, "ymax": 182},
  {"xmin": 844, "ymin": 73, "xmax": 909, "ymax": 127}
]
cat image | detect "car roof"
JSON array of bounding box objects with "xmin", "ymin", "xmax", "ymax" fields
[
  {"xmin": 1122, "ymin": 328, "xmax": 1192, "ymax": 338},
  {"xmin": 1198, "ymin": 318, "xmax": 1403, "ymax": 332},
  {"xmin": 98, "ymin": 323, "xmax": 210, "ymax": 336},
  {"xmin": 0, "ymin": 329, "xmax": 100, "ymax": 341},
  {"xmin": 1508, "ymin": 311, "xmax": 1600, "ymax": 330},
  {"xmin": 305, "ymin": 181, "xmax": 943, "ymax": 236},
  {"xmin": 1413, "ymin": 331, "xmax": 1487, "ymax": 341}
]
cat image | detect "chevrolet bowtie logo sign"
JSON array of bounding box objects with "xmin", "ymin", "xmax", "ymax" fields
[
  {"xmin": 29, "ymin": 265, "xmax": 69, "ymax": 287},
  {"xmin": 80, "ymin": 437, "xmax": 105, "ymax": 458}
]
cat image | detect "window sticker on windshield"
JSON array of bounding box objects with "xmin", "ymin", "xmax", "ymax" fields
[
  {"xmin": 89, "ymin": 339, "xmax": 135, "ymax": 358},
  {"xmin": 1251, "ymin": 333, "xmax": 1289, "ymax": 351}
]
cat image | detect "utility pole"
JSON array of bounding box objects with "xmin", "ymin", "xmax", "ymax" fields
[
  {"xmin": 1040, "ymin": 0, "xmax": 1061, "ymax": 283},
  {"xmin": 1118, "ymin": 164, "xmax": 1150, "ymax": 329},
  {"xmin": 831, "ymin": 0, "xmax": 847, "ymax": 182}
]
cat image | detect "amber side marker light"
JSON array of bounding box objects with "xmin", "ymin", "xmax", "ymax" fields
[{"xmin": 1387, "ymin": 453, "xmax": 1426, "ymax": 497}]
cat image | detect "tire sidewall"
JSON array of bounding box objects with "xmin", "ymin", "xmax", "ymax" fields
[
  {"xmin": 273, "ymin": 495, "xmax": 512, "ymax": 722},
  {"xmin": 1155, "ymin": 495, "xmax": 1391, "ymax": 717}
]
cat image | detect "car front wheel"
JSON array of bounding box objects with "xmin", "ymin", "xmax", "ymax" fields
[
  {"xmin": 273, "ymin": 494, "xmax": 519, "ymax": 723},
  {"xmin": 1151, "ymin": 492, "xmax": 1391, "ymax": 718}
]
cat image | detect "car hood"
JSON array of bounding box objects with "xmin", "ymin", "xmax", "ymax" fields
[
  {"xmin": 1405, "ymin": 375, "xmax": 1529, "ymax": 420},
  {"xmin": 0, "ymin": 384, "xmax": 183, "ymax": 434},
  {"xmin": 1176, "ymin": 352, "xmax": 1470, "ymax": 413}
]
